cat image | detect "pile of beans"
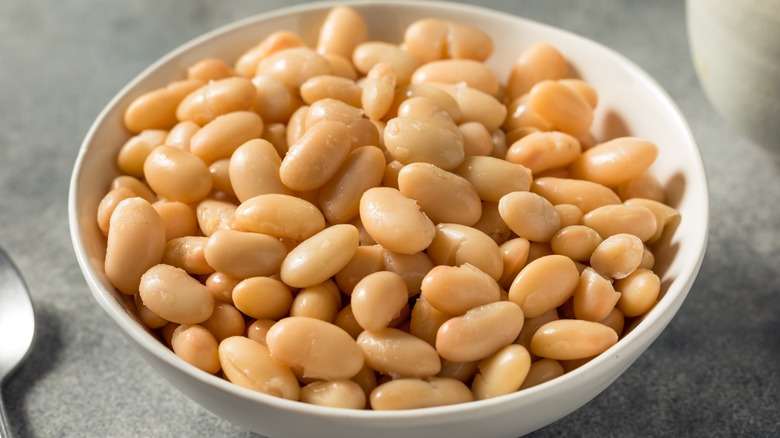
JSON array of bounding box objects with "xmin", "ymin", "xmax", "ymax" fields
[{"xmin": 97, "ymin": 6, "xmax": 681, "ymax": 410}]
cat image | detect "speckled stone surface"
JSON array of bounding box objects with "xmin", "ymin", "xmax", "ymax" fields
[{"xmin": 1, "ymin": 0, "xmax": 779, "ymax": 437}]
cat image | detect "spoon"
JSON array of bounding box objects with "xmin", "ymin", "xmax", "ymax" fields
[{"xmin": 0, "ymin": 247, "xmax": 35, "ymax": 438}]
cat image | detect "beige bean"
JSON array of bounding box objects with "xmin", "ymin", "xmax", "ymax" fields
[
  {"xmin": 176, "ymin": 77, "xmax": 256, "ymax": 125},
  {"xmin": 398, "ymin": 162, "xmax": 482, "ymax": 226},
  {"xmin": 235, "ymin": 194, "xmax": 325, "ymax": 241},
  {"xmin": 286, "ymin": 104, "xmax": 309, "ymax": 147},
  {"xmin": 531, "ymin": 177, "xmax": 621, "ymax": 213},
  {"xmin": 553, "ymin": 203, "xmax": 583, "ymax": 228},
  {"xmin": 428, "ymin": 82, "xmax": 507, "ymax": 132},
  {"xmin": 615, "ymin": 268, "xmax": 660, "ymax": 317},
  {"xmin": 350, "ymin": 363, "xmax": 379, "ymax": 397},
  {"xmin": 382, "ymin": 249, "xmax": 435, "ymax": 296},
  {"xmin": 266, "ymin": 316, "xmax": 364, "ymax": 380},
  {"xmin": 165, "ymin": 121, "xmax": 200, "ymax": 151},
  {"xmin": 412, "ymin": 60, "xmax": 499, "ymax": 96},
  {"xmin": 204, "ymin": 229, "xmax": 287, "ymax": 279},
  {"xmin": 421, "ymin": 264, "xmax": 500, "ymax": 316},
  {"xmin": 351, "ymin": 271, "xmax": 408, "ymax": 331},
  {"xmin": 384, "ymin": 113, "xmax": 465, "ymax": 170},
  {"xmin": 171, "ymin": 324, "xmax": 221, "ymax": 374},
  {"xmin": 316, "ymin": 6, "xmax": 368, "ymax": 59},
  {"xmin": 261, "ymin": 122, "xmax": 288, "ymax": 157},
  {"xmin": 234, "ymin": 30, "xmax": 304, "ymax": 77},
  {"xmin": 358, "ymin": 327, "xmax": 441, "ymax": 378},
  {"xmin": 186, "ymin": 57, "xmax": 233, "ymax": 81},
  {"xmin": 504, "ymin": 94, "xmax": 554, "ymax": 133},
  {"xmin": 205, "ymin": 272, "xmax": 238, "ymax": 304},
  {"xmin": 472, "ymin": 202, "xmax": 512, "ymax": 244},
  {"xmin": 519, "ymin": 359, "xmax": 565, "ymax": 390},
  {"xmin": 624, "ymin": 198, "xmax": 681, "ymax": 244},
  {"xmin": 427, "ymin": 223, "xmax": 503, "ymax": 280},
  {"xmin": 640, "ymin": 245, "xmax": 656, "ymax": 270},
  {"xmin": 334, "ymin": 245, "xmax": 384, "ymax": 295},
  {"xmin": 590, "ymin": 233, "xmax": 644, "ymax": 279},
  {"xmin": 219, "ymin": 336, "xmax": 300, "ymax": 400},
  {"xmin": 369, "ymin": 377, "xmax": 474, "ymax": 410},
  {"xmin": 353, "ymin": 42, "xmax": 421, "ymax": 85},
  {"xmin": 162, "ymin": 236, "xmax": 214, "ymax": 275},
  {"xmin": 305, "ymin": 98, "xmax": 380, "ymax": 150},
  {"xmin": 530, "ymin": 319, "xmax": 618, "ymax": 360},
  {"xmin": 229, "ymin": 139, "xmax": 292, "ymax": 202},
  {"xmin": 386, "ymin": 84, "xmax": 461, "ymax": 121},
  {"xmin": 246, "ymin": 319, "xmax": 275, "ymax": 346},
  {"xmin": 117, "ymin": 129, "xmax": 167, "ymax": 178},
  {"xmin": 498, "ymin": 237, "xmax": 531, "ymax": 289},
  {"xmin": 318, "ymin": 146, "xmax": 386, "ymax": 224},
  {"xmin": 573, "ymin": 267, "xmax": 621, "ymax": 322},
  {"xmin": 569, "ymin": 137, "xmax": 659, "ymax": 186},
  {"xmin": 499, "ymin": 191, "xmax": 561, "ymax": 242},
  {"xmin": 582, "ymin": 204, "xmax": 658, "ymax": 242},
  {"xmin": 208, "ymin": 159, "xmax": 235, "ymax": 199},
  {"xmin": 526, "ymin": 241, "xmax": 554, "ymax": 265},
  {"xmin": 472, "ymin": 344, "xmax": 532, "ymax": 400},
  {"xmin": 599, "ymin": 307, "xmax": 626, "ymax": 337},
  {"xmin": 458, "ymin": 122, "xmax": 493, "ymax": 157},
  {"xmin": 290, "ymin": 280, "xmax": 342, "ymax": 322},
  {"xmin": 257, "ymin": 47, "xmax": 331, "ymax": 89},
  {"xmin": 105, "ymin": 198, "xmax": 166, "ymax": 295},
  {"xmin": 514, "ymin": 308, "xmax": 559, "ymax": 361},
  {"xmin": 251, "ymin": 75, "xmax": 302, "ymax": 124},
  {"xmin": 508, "ymin": 254, "xmax": 579, "ymax": 318},
  {"xmin": 189, "ymin": 111, "xmax": 264, "ymax": 164},
  {"xmin": 409, "ymin": 297, "xmax": 451, "ymax": 346},
  {"xmin": 454, "ymin": 156, "xmax": 531, "ymax": 203},
  {"xmin": 195, "ymin": 199, "xmax": 238, "ymax": 237},
  {"xmin": 159, "ymin": 322, "xmax": 178, "ymax": 348},
  {"xmin": 334, "ymin": 304, "xmax": 363, "ymax": 339},
  {"xmin": 550, "ymin": 225, "xmax": 603, "ymax": 262},
  {"xmin": 617, "ymin": 171, "xmax": 666, "ymax": 203},
  {"xmin": 97, "ymin": 187, "xmax": 135, "ymax": 235},
  {"xmin": 300, "ymin": 75, "xmax": 362, "ymax": 107},
  {"xmin": 320, "ymin": 52, "xmax": 358, "ymax": 80},
  {"xmin": 134, "ymin": 294, "xmax": 168, "ymax": 329},
  {"xmin": 396, "ymin": 96, "xmax": 459, "ymax": 132},
  {"xmin": 143, "ymin": 145, "xmax": 212, "ymax": 203},
  {"xmin": 506, "ymin": 43, "xmax": 568, "ymax": 101},
  {"xmin": 362, "ymin": 62, "xmax": 397, "ymax": 121},
  {"xmin": 232, "ymin": 276, "xmax": 294, "ymax": 320},
  {"xmin": 382, "ymin": 160, "xmax": 403, "ymax": 189},
  {"xmin": 139, "ymin": 264, "xmax": 214, "ymax": 324},
  {"xmin": 301, "ymin": 380, "xmax": 366, "ymax": 410},
  {"xmin": 437, "ymin": 360, "xmax": 478, "ymax": 383},
  {"xmin": 505, "ymin": 131, "xmax": 582, "ymax": 175},
  {"xmin": 437, "ymin": 301, "xmax": 524, "ymax": 362},
  {"xmin": 280, "ymin": 120, "xmax": 352, "ymax": 191},
  {"xmin": 200, "ymin": 302, "xmax": 245, "ymax": 342},
  {"xmin": 124, "ymin": 79, "xmax": 204, "ymax": 133},
  {"xmin": 528, "ymin": 80, "xmax": 593, "ymax": 137},
  {"xmin": 560, "ymin": 79, "xmax": 598, "ymax": 109},
  {"xmin": 359, "ymin": 187, "xmax": 435, "ymax": 255},
  {"xmin": 280, "ymin": 224, "xmax": 359, "ymax": 288},
  {"xmin": 404, "ymin": 18, "xmax": 493, "ymax": 63}
]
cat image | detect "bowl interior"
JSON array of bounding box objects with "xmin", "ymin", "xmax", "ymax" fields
[{"xmin": 69, "ymin": 1, "xmax": 709, "ymax": 437}]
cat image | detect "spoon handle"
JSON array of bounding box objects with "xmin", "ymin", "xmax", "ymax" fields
[{"xmin": 0, "ymin": 390, "xmax": 11, "ymax": 438}]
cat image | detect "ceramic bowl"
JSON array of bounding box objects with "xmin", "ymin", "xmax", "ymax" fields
[{"xmin": 69, "ymin": 2, "xmax": 709, "ymax": 437}]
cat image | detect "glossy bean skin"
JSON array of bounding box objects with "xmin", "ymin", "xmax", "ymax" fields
[
  {"xmin": 351, "ymin": 271, "xmax": 408, "ymax": 331},
  {"xmin": 504, "ymin": 94, "xmax": 553, "ymax": 133},
  {"xmin": 290, "ymin": 280, "xmax": 343, "ymax": 322},
  {"xmin": 301, "ymin": 380, "xmax": 366, "ymax": 410},
  {"xmin": 208, "ymin": 158, "xmax": 236, "ymax": 199},
  {"xmin": 386, "ymin": 83, "xmax": 460, "ymax": 121},
  {"xmin": 499, "ymin": 191, "xmax": 561, "ymax": 242},
  {"xmin": 105, "ymin": 198, "xmax": 166, "ymax": 295},
  {"xmin": 219, "ymin": 336, "xmax": 300, "ymax": 400},
  {"xmin": 176, "ymin": 77, "xmax": 256, "ymax": 125},
  {"xmin": 171, "ymin": 324, "xmax": 221, "ymax": 374},
  {"xmin": 110, "ymin": 175, "xmax": 156, "ymax": 204},
  {"xmin": 403, "ymin": 18, "xmax": 493, "ymax": 63},
  {"xmin": 229, "ymin": 139, "xmax": 292, "ymax": 202},
  {"xmin": 280, "ymin": 120, "xmax": 352, "ymax": 191},
  {"xmin": 454, "ymin": 156, "xmax": 531, "ymax": 203},
  {"xmin": 200, "ymin": 302, "xmax": 245, "ymax": 342},
  {"xmin": 573, "ymin": 267, "xmax": 621, "ymax": 322},
  {"xmin": 357, "ymin": 327, "xmax": 442, "ymax": 378},
  {"xmin": 519, "ymin": 358, "xmax": 565, "ymax": 390},
  {"xmin": 205, "ymin": 272, "xmax": 238, "ymax": 304},
  {"xmin": 508, "ymin": 254, "xmax": 579, "ymax": 318},
  {"xmin": 143, "ymin": 145, "xmax": 212, "ymax": 203},
  {"xmin": 195, "ymin": 199, "xmax": 238, "ymax": 237},
  {"xmin": 471, "ymin": 344, "xmax": 532, "ymax": 400},
  {"xmin": 234, "ymin": 30, "xmax": 304, "ymax": 77},
  {"xmin": 498, "ymin": 237, "xmax": 531, "ymax": 289},
  {"xmin": 97, "ymin": 187, "xmax": 135, "ymax": 235},
  {"xmin": 362, "ymin": 62, "xmax": 397, "ymax": 121},
  {"xmin": 531, "ymin": 177, "xmax": 621, "ymax": 213},
  {"xmin": 428, "ymin": 82, "xmax": 507, "ymax": 132},
  {"xmin": 189, "ymin": 111, "xmax": 264, "ymax": 164},
  {"xmin": 624, "ymin": 198, "xmax": 681, "ymax": 244},
  {"xmin": 139, "ymin": 264, "xmax": 214, "ymax": 324},
  {"xmin": 318, "ymin": 146, "xmax": 386, "ymax": 224},
  {"xmin": 409, "ymin": 297, "xmax": 451, "ymax": 346},
  {"xmin": 421, "ymin": 264, "xmax": 501, "ymax": 316},
  {"xmin": 382, "ymin": 250, "xmax": 435, "ymax": 296},
  {"xmin": 232, "ymin": 276, "xmax": 293, "ymax": 320},
  {"xmin": 458, "ymin": 122, "xmax": 494, "ymax": 157},
  {"xmin": 235, "ymin": 194, "xmax": 325, "ymax": 241},
  {"xmin": 352, "ymin": 42, "xmax": 421, "ymax": 85},
  {"xmin": 505, "ymin": 131, "xmax": 582, "ymax": 175},
  {"xmin": 514, "ymin": 309, "xmax": 559, "ymax": 361},
  {"xmin": 204, "ymin": 229, "xmax": 287, "ymax": 280},
  {"xmin": 398, "ymin": 162, "xmax": 482, "ymax": 226},
  {"xmin": 124, "ymin": 79, "xmax": 204, "ymax": 133},
  {"xmin": 617, "ymin": 171, "xmax": 666, "ymax": 203},
  {"xmin": 615, "ymin": 268, "xmax": 660, "ymax": 317},
  {"xmin": 369, "ymin": 377, "xmax": 474, "ymax": 410},
  {"xmin": 162, "ymin": 236, "xmax": 214, "ymax": 275},
  {"xmin": 257, "ymin": 47, "xmax": 331, "ymax": 89},
  {"xmin": 305, "ymin": 98, "xmax": 380, "ymax": 150},
  {"xmin": 384, "ymin": 108, "xmax": 465, "ymax": 171},
  {"xmin": 550, "ymin": 225, "xmax": 603, "ymax": 262},
  {"xmin": 528, "ymin": 80, "xmax": 593, "ymax": 137},
  {"xmin": 427, "ymin": 223, "xmax": 503, "ymax": 281},
  {"xmin": 134, "ymin": 294, "xmax": 168, "ymax": 329},
  {"xmin": 280, "ymin": 224, "xmax": 359, "ymax": 288},
  {"xmin": 186, "ymin": 57, "xmax": 234, "ymax": 82},
  {"xmin": 300, "ymin": 75, "xmax": 362, "ymax": 107},
  {"xmin": 316, "ymin": 6, "xmax": 368, "ymax": 59},
  {"xmin": 506, "ymin": 43, "xmax": 568, "ymax": 101},
  {"xmin": 359, "ymin": 187, "xmax": 435, "ymax": 255},
  {"xmin": 553, "ymin": 203, "xmax": 583, "ymax": 228},
  {"xmin": 251, "ymin": 75, "xmax": 302, "ymax": 124},
  {"xmin": 582, "ymin": 204, "xmax": 658, "ymax": 242},
  {"xmin": 266, "ymin": 316, "xmax": 364, "ymax": 380},
  {"xmin": 568, "ymin": 137, "xmax": 659, "ymax": 186},
  {"xmin": 412, "ymin": 59, "xmax": 499, "ymax": 96},
  {"xmin": 590, "ymin": 233, "xmax": 644, "ymax": 279},
  {"xmin": 472, "ymin": 201, "xmax": 512, "ymax": 244},
  {"xmin": 334, "ymin": 245, "xmax": 385, "ymax": 294},
  {"xmin": 530, "ymin": 319, "xmax": 618, "ymax": 360},
  {"xmin": 117, "ymin": 129, "xmax": 167, "ymax": 178},
  {"xmin": 436, "ymin": 301, "xmax": 525, "ymax": 363}
]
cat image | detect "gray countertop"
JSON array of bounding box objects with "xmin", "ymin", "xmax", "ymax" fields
[{"xmin": 2, "ymin": 0, "xmax": 779, "ymax": 436}]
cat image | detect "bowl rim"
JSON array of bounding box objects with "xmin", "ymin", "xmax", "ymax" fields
[{"xmin": 68, "ymin": 0, "xmax": 710, "ymax": 422}]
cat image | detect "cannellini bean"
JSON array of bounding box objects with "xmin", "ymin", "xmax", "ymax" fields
[
  {"xmin": 280, "ymin": 120, "xmax": 352, "ymax": 191},
  {"xmin": 301, "ymin": 380, "xmax": 366, "ymax": 410},
  {"xmin": 382, "ymin": 249, "xmax": 435, "ymax": 296},
  {"xmin": 624, "ymin": 198, "xmax": 681, "ymax": 244},
  {"xmin": 139, "ymin": 264, "xmax": 214, "ymax": 324},
  {"xmin": 162, "ymin": 236, "xmax": 213, "ymax": 275},
  {"xmin": 498, "ymin": 237, "xmax": 531, "ymax": 289},
  {"xmin": 436, "ymin": 301, "xmax": 524, "ymax": 362},
  {"xmin": 398, "ymin": 162, "xmax": 482, "ymax": 226},
  {"xmin": 362, "ymin": 62, "xmax": 397, "ymax": 121},
  {"xmin": 195, "ymin": 199, "xmax": 238, "ymax": 237},
  {"xmin": 369, "ymin": 377, "xmax": 474, "ymax": 410},
  {"xmin": 280, "ymin": 224, "xmax": 359, "ymax": 288},
  {"xmin": 235, "ymin": 194, "xmax": 325, "ymax": 241},
  {"xmin": 514, "ymin": 308, "xmax": 559, "ymax": 361},
  {"xmin": 219, "ymin": 336, "xmax": 300, "ymax": 400},
  {"xmin": 359, "ymin": 187, "xmax": 435, "ymax": 255},
  {"xmin": 386, "ymin": 83, "xmax": 461, "ymax": 121},
  {"xmin": 208, "ymin": 158, "xmax": 235, "ymax": 199},
  {"xmin": 531, "ymin": 177, "xmax": 621, "ymax": 213},
  {"xmin": 234, "ymin": 30, "xmax": 304, "ymax": 78},
  {"xmin": 582, "ymin": 204, "xmax": 658, "ymax": 242},
  {"xmin": 134, "ymin": 294, "xmax": 167, "ymax": 329},
  {"xmin": 229, "ymin": 139, "xmax": 292, "ymax": 202},
  {"xmin": 300, "ymin": 75, "xmax": 362, "ymax": 107},
  {"xmin": 111, "ymin": 176, "xmax": 156, "ymax": 205},
  {"xmin": 204, "ymin": 229, "xmax": 287, "ymax": 280},
  {"xmin": 409, "ymin": 297, "xmax": 451, "ymax": 346},
  {"xmin": 472, "ymin": 201, "xmax": 512, "ymax": 244},
  {"xmin": 245, "ymin": 319, "xmax": 275, "ymax": 346},
  {"xmin": 458, "ymin": 122, "xmax": 494, "ymax": 157},
  {"xmin": 261, "ymin": 122, "xmax": 289, "ymax": 157},
  {"xmin": 266, "ymin": 316, "xmax": 364, "ymax": 380},
  {"xmin": 437, "ymin": 359, "xmax": 478, "ymax": 383},
  {"xmin": 471, "ymin": 344, "xmax": 531, "ymax": 400},
  {"xmin": 290, "ymin": 280, "xmax": 342, "ymax": 322},
  {"xmin": 550, "ymin": 225, "xmax": 603, "ymax": 262},
  {"xmin": 506, "ymin": 43, "xmax": 568, "ymax": 101},
  {"xmin": 286, "ymin": 104, "xmax": 309, "ymax": 146},
  {"xmin": 573, "ymin": 267, "xmax": 621, "ymax": 322},
  {"xmin": 599, "ymin": 307, "xmax": 626, "ymax": 336},
  {"xmin": 105, "ymin": 198, "xmax": 166, "ymax": 295},
  {"xmin": 590, "ymin": 233, "xmax": 644, "ymax": 279},
  {"xmin": 569, "ymin": 137, "xmax": 659, "ymax": 186},
  {"xmin": 505, "ymin": 131, "xmax": 582, "ymax": 175},
  {"xmin": 334, "ymin": 245, "xmax": 385, "ymax": 294},
  {"xmin": 508, "ymin": 254, "xmax": 579, "ymax": 318},
  {"xmin": 528, "ymin": 80, "xmax": 593, "ymax": 137},
  {"xmin": 428, "ymin": 82, "xmax": 507, "ymax": 131},
  {"xmin": 171, "ymin": 324, "xmax": 221, "ymax": 374},
  {"xmin": 412, "ymin": 59, "xmax": 499, "ymax": 96},
  {"xmin": 186, "ymin": 58, "xmax": 234, "ymax": 82},
  {"xmin": 504, "ymin": 94, "xmax": 554, "ymax": 133},
  {"xmin": 519, "ymin": 359, "xmax": 565, "ymax": 390},
  {"xmin": 167, "ymin": 121, "xmax": 200, "ymax": 152},
  {"xmin": 357, "ymin": 327, "xmax": 441, "ymax": 378},
  {"xmin": 117, "ymin": 129, "xmax": 167, "ymax": 178},
  {"xmin": 427, "ymin": 223, "xmax": 503, "ymax": 281},
  {"xmin": 560, "ymin": 79, "xmax": 598, "ymax": 109},
  {"xmin": 615, "ymin": 268, "xmax": 660, "ymax": 317},
  {"xmin": 124, "ymin": 79, "xmax": 204, "ymax": 133},
  {"xmin": 499, "ymin": 191, "xmax": 561, "ymax": 242},
  {"xmin": 200, "ymin": 302, "xmax": 245, "ymax": 342},
  {"xmin": 334, "ymin": 304, "xmax": 363, "ymax": 339},
  {"xmin": 421, "ymin": 264, "xmax": 501, "ymax": 316},
  {"xmin": 189, "ymin": 111, "xmax": 264, "ymax": 164},
  {"xmin": 251, "ymin": 75, "xmax": 302, "ymax": 124},
  {"xmin": 305, "ymin": 98, "xmax": 380, "ymax": 149},
  {"xmin": 97, "ymin": 187, "xmax": 135, "ymax": 235},
  {"xmin": 454, "ymin": 156, "xmax": 531, "ymax": 202},
  {"xmin": 205, "ymin": 272, "xmax": 238, "ymax": 304},
  {"xmin": 351, "ymin": 271, "xmax": 408, "ymax": 331},
  {"xmin": 176, "ymin": 77, "xmax": 256, "ymax": 125},
  {"xmin": 318, "ymin": 146, "xmax": 386, "ymax": 224},
  {"xmin": 403, "ymin": 18, "xmax": 493, "ymax": 63},
  {"xmin": 530, "ymin": 319, "xmax": 618, "ymax": 360},
  {"xmin": 232, "ymin": 276, "xmax": 293, "ymax": 320},
  {"xmin": 143, "ymin": 145, "xmax": 212, "ymax": 203},
  {"xmin": 553, "ymin": 203, "xmax": 583, "ymax": 228},
  {"xmin": 257, "ymin": 47, "xmax": 331, "ymax": 89},
  {"xmin": 316, "ymin": 6, "xmax": 368, "ymax": 59},
  {"xmin": 617, "ymin": 171, "xmax": 666, "ymax": 202},
  {"xmin": 352, "ymin": 42, "xmax": 421, "ymax": 85}
]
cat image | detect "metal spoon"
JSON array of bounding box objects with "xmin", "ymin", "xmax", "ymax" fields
[{"xmin": 0, "ymin": 247, "xmax": 35, "ymax": 438}]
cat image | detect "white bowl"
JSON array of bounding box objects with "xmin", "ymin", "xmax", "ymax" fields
[{"xmin": 69, "ymin": 1, "xmax": 709, "ymax": 437}]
